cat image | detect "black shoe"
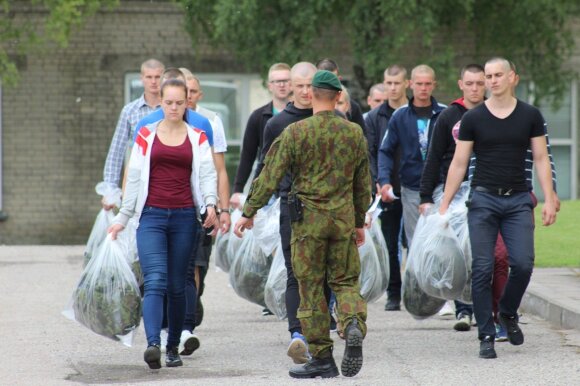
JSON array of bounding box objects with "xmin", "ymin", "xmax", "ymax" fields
[
  {"xmin": 499, "ymin": 313, "xmax": 524, "ymax": 345},
  {"xmin": 195, "ymin": 298, "xmax": 204, "ymax": 327},
  {"xmin": 165, "ymin": 346, "xmax": 183, "ymax": 367},
  {"xmin": 262, "ymin": 307, "xmax": 274, "ymax": 316},
  {"xmin": 289, "ymin": 356, "xmax": 339, "ymax": 378},
  {"xmin": 144, "ymin": 345, "xmax": 161, "ymax": 369},
  {"xmin": 341, "ymin": 319, "xmax": 363, "ymax": 377},
  {"xmin": 384, "ymin": 298, "xmax": 401, "ymax": 311},
  {"xmin": 479, "ymin": 336, "xmax": 497, "ymax": 359}
]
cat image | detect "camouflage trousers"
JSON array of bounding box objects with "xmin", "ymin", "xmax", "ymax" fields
[{"xmin": 291, "ymin": 208, "xmax": 367, "ymax": 358}]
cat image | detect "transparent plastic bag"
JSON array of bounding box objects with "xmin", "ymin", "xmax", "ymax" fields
[
  {"xmin": 253, "ymin": 198, "xmax": 281, "ymax": 257},
  {"xmin": 83, "ymin": 182, "xmax": 122, "ymax": 266},
  {"xmin": 84, "ymin": 209, "xmax": 115, "ymax": 267},
  {"xmin": 229, "ymin": 229, "xmax": 273, "ymax": 307},
  {"xmin": 433, "ymin": 182, "xmax": 472, "ymax": 303},
  {"xmin": 414, "ymin": 213, "xmax": 467, "ymax": 300},
  {"xmin": 264, "ymin": 242, "xmax": 287, "ymax": 319},
  {"xmin": 358, "ymin": 229, "xmax": 384, "ymax": 303},
  {"xmin": 116, "ymin": 216, "xmax": 143, "ymax": 287},
  {"xmin": 214, "ymin": 209, "xmax": 242, "ymax": 273},
  {"xmin": 369, "ymin": 220, "xmax": 390, "ymax": 294},
  {"xmin": 64, "ymin": 235, "xmax": 142, "ymax": 346},
  {"xmin": 403, "ymin": 213, "xmax": 446, "ymax": 319}
]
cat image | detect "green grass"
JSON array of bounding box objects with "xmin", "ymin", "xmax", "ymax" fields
[{"xmin": 534, "ymin": 200, "xmax": 580, "ymax": 267}]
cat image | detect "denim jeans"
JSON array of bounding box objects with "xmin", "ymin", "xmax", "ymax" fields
[
  {"xmin": 468, "ymin": 191, "xmax": 534, "ymax": 340},
  {"xmin": 136, "ymin": 206, "xmax": 198, "ymax": 348}
]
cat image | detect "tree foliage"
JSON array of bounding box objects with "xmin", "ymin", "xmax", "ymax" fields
[
  {"xmin": 179, "ymin": 0, "xmax": 579, "ymax": 104},
  {"xmin": 0, "ymin": 0, "xmax": 118, "ymax": 86}
]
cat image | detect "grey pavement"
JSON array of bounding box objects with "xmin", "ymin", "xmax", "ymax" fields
[{"xmin": 1, "ymin": 246, "xmax": 579, "ymax": 386}]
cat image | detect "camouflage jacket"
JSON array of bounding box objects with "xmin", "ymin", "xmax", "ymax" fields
[{"xmin": 243, "ymin": 110, "xmax": 371, "ymax": 228}]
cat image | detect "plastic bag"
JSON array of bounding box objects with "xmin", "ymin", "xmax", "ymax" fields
[
  {"xmin": 403, "ymin": 213, "xmax": 446, "ymax": 319},
  {"xmin": 84, "ymin": 209, "xmax": 115, "ymax": 267},
  {"xmin": 369, "ymin": 220, "xmax": 390, "ymax": 294},
  {"xmin": 264, "ymin": 242, "xmax": 287, "ymax": 319},
  {"xmin": 414, "ymin": 213, "xmax": 468, "ymax": 300},
  {"xmin": 83, "ymin": 182, "xmax": 122, "ymax": 266},
  {"xmin": 64, "ymin": 235, "xmax": 142, "ymax": 346},
  {"xmin": 116, "ymin": 216, "xmax": 143, "ymax": 287},
  {"xmin": 253, "ymin": 198, "xmax": 281, "ymax": 257},
  {"xmin": 229, "ymin": 228, "xmax": 273, "ymax": 307},
  {"xmin": 214, "ymin": 209, "xmax": 242, "ymax": 273},
  {"xmin": 433, "ymin": 181, "xmax": 472, "ymax": 303},
  {"xmin": 358, "ymin": 229, "xmax": 384, "ymax": 303}
]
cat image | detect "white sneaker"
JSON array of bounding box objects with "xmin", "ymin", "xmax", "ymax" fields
[
  {"xmin": 438, "ymin": 301, "xmax": 455, "ymax": 316},
  {"xmin": 160, "ymin": 329, "xmax": 168, "ymax": 353},
  {"xmin": 178, "ymin": 330, "xmax": 200, "ymax": 356}
]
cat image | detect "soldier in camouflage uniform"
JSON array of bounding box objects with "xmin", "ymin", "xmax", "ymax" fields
[{"xmin": 234, "ymin": 70, "xmax": 372, "ymax": 379}]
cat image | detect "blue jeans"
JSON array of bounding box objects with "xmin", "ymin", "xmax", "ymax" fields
[
  {"xmin": 137, "ymin": 206, "xmax": 198, "ymax": 348},
  {"xmin": 468, "ymin": 191, "xmax": 534, "ymax": 340}
]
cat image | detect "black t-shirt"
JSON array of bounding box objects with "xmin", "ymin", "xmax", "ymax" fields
[{"xmin": 459, "ymin": 100, "xmax": 544, "ymax": 191}]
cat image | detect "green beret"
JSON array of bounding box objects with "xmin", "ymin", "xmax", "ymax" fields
[{"xmin": 311, "ymin": 70, "xmax": 342, "ymax": 91}]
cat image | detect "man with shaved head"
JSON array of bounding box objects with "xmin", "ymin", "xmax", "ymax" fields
[
  {"xmin": 378, "ymin": 64, "xmax": 446, "ymax": 247},
  {"xmin": 439, "ymin": 57, "xmax": 558, "ymax": 359},
  {"xmin": 256, "ymin": 61, "xmax": 320, "ymax": 365}
]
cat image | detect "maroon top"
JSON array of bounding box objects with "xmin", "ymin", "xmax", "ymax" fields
[{"xmin": 145, "ymin": 134, "xmax": 194, "ymax": 208}]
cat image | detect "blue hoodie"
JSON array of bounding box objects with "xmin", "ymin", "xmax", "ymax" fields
[{"xmin": 378, "ymin": 97, "xmax": 446, "ymax": 190}]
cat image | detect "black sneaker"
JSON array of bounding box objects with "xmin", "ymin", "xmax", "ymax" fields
[
  {"xmin": 384, "ymin": 297, "xmax": 401, "ymax": 311},
  {"xmin": 479, "ymin": 336, "xmax": 497, "ymax": 359},
  {"xmin": 262, "ymin": 307, "xmax": 274, "ymax": 316},
  {"xmin": 165, "ymin": 346, "xmax": 183, "ymax": 367},
  {"xmin": 195, "ymin": 298, "xmax": 204, "ymax": 327},
  {"xmin": 144, "ymin": 345, "xmax": 161, "ymax": 369},
  {"xmin": 499, "ymin": 313, "xmax": 524, "ymax": 345},
  {"xmin": 341, "ymin": 319, "xmax": 364, "ymax": 377},
  {"xmin": 289, "ymin": 355, "xmax": 339, "ymax": 378}
]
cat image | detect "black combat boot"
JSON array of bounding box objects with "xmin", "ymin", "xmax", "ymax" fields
[
  {"xmin": 341, "ymin": 319, "xmax": 363, "ymax": 377},
  {"xmin": 288, "ymin": 350, "xmax": 339, "ymax": 379}
]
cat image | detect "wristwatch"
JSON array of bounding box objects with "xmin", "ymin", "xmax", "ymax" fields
[{"xmin": 219, "ymin": 208, "xmax": 231, "ymax": 215}]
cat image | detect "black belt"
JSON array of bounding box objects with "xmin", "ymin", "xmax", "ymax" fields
[{"xmin": 474, "ymin": 186, "xmax": 520, "ymax": 196}]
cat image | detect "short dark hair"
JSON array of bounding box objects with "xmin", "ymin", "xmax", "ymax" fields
[
  {"xmin": 460, "ymin": 64, "xmax": 484, "ymax": 78},
  {"xmin": 312, "ymin": 86, "xmax": 339, "ymax": 101},
  {"xmin": 384, "ymin": 64, "xmax": 407, "ymax": 79},
  {"xmin": 316, "ymin": 58, "xmax": 339, "ymax": 73},
  {"xmin": 160, "ymin": 78, "xmax": 187, "ymax": 98}
]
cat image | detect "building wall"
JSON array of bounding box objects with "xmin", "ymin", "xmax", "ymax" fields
[{"xmin": 0, "ymin": 2, "xmax": 244, "ymax": 244}]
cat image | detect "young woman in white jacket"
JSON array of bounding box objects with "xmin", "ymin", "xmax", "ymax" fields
[{"xmin": 109, "ymin": 78, "xmax": 217, "ymax": 369}]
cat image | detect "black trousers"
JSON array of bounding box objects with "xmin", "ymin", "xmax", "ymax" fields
[{"xmin": 379, "ymin": 199, "xmax": 403, "ymax": 300}]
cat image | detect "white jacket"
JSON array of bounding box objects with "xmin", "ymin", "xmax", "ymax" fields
[{"xmin": 113, "ymin": 121, "xmax": 218, "ymax": 227}]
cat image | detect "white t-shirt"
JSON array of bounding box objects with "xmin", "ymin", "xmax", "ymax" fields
[{"xmin": 196, "ymin": 105, "xmax": 228, "ymax": 153}]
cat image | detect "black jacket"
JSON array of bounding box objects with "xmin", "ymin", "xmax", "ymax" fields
[
  {"xmin": 256, "ymin": 102, "xmax": 313, "ymax": 197},
  {"xmin": 419, "ymin": 98, "xmax": 467, "ymax": 204},
  {"xmin": 364, "ymin": 101, "xmax": 401, "ymax": 194},
  {"xmin": 233, "ymin": 101, "xmax": 274, "ymax": 193}
]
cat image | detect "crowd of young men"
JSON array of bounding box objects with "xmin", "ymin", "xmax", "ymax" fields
[{"xmin": 102, "ymin": 56, "xmax": 559, "ymax": 377}]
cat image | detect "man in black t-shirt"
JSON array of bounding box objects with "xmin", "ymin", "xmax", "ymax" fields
[{"xmin": 440, "ymin": 57, "xmax": 557, "ymax": 360}]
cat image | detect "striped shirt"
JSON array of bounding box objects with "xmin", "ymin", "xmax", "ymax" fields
[{"xmin": 103, "ymin": 95, "xmax": 159, "ymax": 186}]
